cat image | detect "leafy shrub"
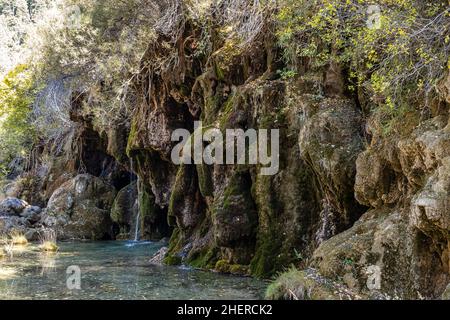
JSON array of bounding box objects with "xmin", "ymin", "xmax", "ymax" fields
[
  {"xmin": 276, "ymin": 0, "xmax": 450, "ymax": 112},
  {"xmin": 0, "ymin": 64, "xmax": 36, "ymax": 177}
]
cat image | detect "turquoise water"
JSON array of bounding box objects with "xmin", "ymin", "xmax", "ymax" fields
[{"xmin": 0, "ymin": 241, "xmax": 266, "ymax": 300}]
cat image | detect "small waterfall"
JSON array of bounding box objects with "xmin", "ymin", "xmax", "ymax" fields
[
  {"xmin": 134, "ymin": 210, "xmax": 140, "ymax": 242},
  {"xmin": 134, "ymin": 169, "xmax": 141, "ymax": 242},
  {"xmin": 130, "ymin": 158, "xmax": 140, "ymax": 242}
]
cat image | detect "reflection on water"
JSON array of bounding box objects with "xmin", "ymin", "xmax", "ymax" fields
[{"xmin": 0, "ymin": 241, "xmax": 266, "ymax": 300}]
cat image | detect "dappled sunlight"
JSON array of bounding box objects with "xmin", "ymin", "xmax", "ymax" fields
[{"xmin": 0, "ymin": 267, "xmax": 18, "ymax": 280}]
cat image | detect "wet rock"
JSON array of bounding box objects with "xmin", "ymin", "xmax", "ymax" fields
[
  {"xmin": 111, "ymin": 181, "xmax": 138, "ymax": 238},
  {"xmin": 212, "ymin": 171, "xmax": 257, "ymax": 248},
  {"xmin": 168, "ymin": 165, "xmax": 205, "ymax": 231},
  {"xmin": 149, "ymin": 247, "xmax": 168, "ymax": 265}
]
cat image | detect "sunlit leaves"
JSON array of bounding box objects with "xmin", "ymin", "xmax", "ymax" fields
[
  {"xmin": 0, "ymin": 64, "xmax": 36, "ymax": 175},
  {"xmin": 276, "ymin": 0, "xmax": 450, "ymax": 112}
]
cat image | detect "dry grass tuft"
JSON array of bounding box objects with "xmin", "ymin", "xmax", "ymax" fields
[
  {"xmin": 10, "ymin": 231, "xmax": 28, "ymax": 246},
  {"xmin": 39, "ymin": 229, "xmax": 59, "ymax": 253}
]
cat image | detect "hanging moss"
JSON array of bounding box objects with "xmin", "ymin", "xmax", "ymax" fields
[
  {"xmin": 126, "ymin": 120, "xmax": 138, "ymax": 157},
  {"xmin": 164, "ymin": 228, "xmax": 183, "ymax": 266},
  {"xmin": 167, "ymin": 164, "xmax": 189, "ymax": 226},
  {"xmin": 138, "ymin": 181, "xmax": 155, "ymax": 221},
  {"xmin": 202, "ymin": 95, "xmax": 222, "ymax": 125},
  {"xmin": 196, "ymin": 163, "xmax": 214, "ymax": 197},
  {"xmin": 138, "ymin": 181, "xmax": 169, "ymax": 240},
  {"xmin": 218, "ymin": 92, "xmax": 237, "ymax": 130},
  {"xmin": 249, "ymin": 176, "xmax": 291, "ymax": 278},
  {"xmin": 214, "ymin": 62, "xmax": 225, "ymax": 81}
]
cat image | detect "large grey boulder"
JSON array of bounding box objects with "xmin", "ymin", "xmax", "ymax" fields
[
  {"xmin": 43, "ymin": 174, "xmax": 117, "ymax": 240},
  {"xmin": 0, "ymin": 197, "xmax": 29, "ymax": 216}
]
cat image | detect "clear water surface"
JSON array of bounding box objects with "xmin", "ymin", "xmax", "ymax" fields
[{"xmin": 0, "ymin": 241, "xmax": 267, "ymax": 300}]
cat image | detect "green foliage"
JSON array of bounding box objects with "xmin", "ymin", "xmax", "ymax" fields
[
  {"xmin": 277, "ymin": 68, "xmax": 298, "ymax": 80},
  {"xmin": 0, "ymin": 64, "xmax": 36, "ymax": 176},
  {"xmin": 0, "ymin": 0, "xmax": 51, "ymax": 75},
  {"xmin": 276, "ymin": 0, "xmax": 450, "ymax": 112}
]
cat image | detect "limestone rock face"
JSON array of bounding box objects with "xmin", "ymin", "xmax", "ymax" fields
[
  {"xmin": 43, "ymin": 174, "xmax": 116, "ymax": 240},
  {"xmin": 123, "ymin": 12, "xmax": 364, "ymax": 277},
  {"xmin": 299, "ymin": 97, "xmax": 366, "ymax": 241},
  {"xmin": 311, "ymin": 115, "xmax": 450, "ymax": 299},
  {"xmin": 149, "ymin": 247, "xmax": 169, "ymax": 265}
]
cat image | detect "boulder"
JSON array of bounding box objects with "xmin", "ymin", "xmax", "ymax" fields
[
  {"xmin": 149, "ymin": 247, "xmax": 168, "ymax": 265},
  {"xmin": 311, "ymin": 209, "xmax": 415, "ymax": 298},
  {"xmin": 266, "ymin": 268, "xmax": 362, "ymax": 300},
  {"xmin": 20, "ymin": 206, "xmax": 42, "ymax": 224},
  {"xmin": 43, "ymin": 174, "xmax": 117, "ymax": 240},
  {"xmin": 24, "ymin": 229, "xmax": 40, "ymax": 242},
  {"xmin": 0, "ymin": 216, "xmax": 17, "ymax": 233},
  {"xmin": 0, "ymin": 197, "xmax": 29, "ymax": 215}
]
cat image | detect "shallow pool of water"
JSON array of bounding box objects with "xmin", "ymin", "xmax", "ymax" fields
[{"xmin": 0, "ymin": 241, "xmax": 267, "ymax": 300}]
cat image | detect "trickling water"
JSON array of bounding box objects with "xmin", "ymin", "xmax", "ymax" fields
[
  {"xmin": 134, "ymin": 175, "xmax": 141, "ymax": 242},
  {"xmin": 0, "ymin": 241, "xmax": 266, "ymax": 300},
  {"xmin": 129, "ymin": 158, "xmax": 140, "ymax": 242},
  {"xmin": 134, "ymin": 210, "xmax": 140, "ymax": 242}
]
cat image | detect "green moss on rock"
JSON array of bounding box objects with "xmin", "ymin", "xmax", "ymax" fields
[
  {"xmin": 164, "ymin": 255, "xmax": 183, "ymax": 266},
  {"xmin": 266, "ymin": 268, "xmax": 339, "ymax": 300},
  {"xmin": 167, "ymin": 165, "xmax": 188, "ymax": 226},
  {"xmin": 164, "ymin": 228, "xmax": 183, "ymax": 266},
  {"xmin": 187, "ymin": 246, "xmax": 219, "ymax": 269},
  {"xmin": 126, "ymin": 120, "xmax": 138, "ymax": 157},
  {"xmin": 197, "ymin": 163, "xmax": 214, "ymax": 197}
]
